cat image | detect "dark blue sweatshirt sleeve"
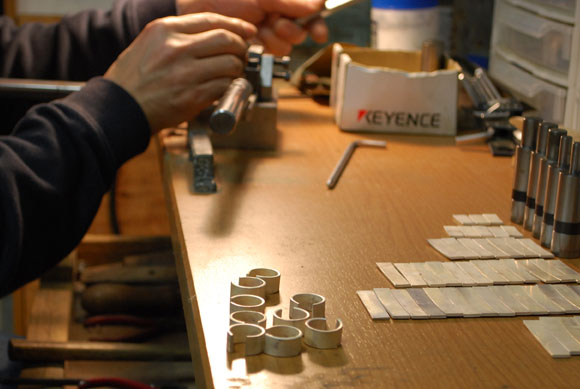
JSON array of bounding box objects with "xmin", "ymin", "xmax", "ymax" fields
[
  {"xmin": 0, "ymin": 0, "xmax": 177, "ymax": 296},
  {"xmin": 0, "ymin": 0, "xmax": 175, "ymax": 80}
]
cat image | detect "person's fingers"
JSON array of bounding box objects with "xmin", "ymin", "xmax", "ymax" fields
[
  {"xmin": 183, "ymin": 29, "xmax": 250, "ymax": 59},
  {"xmin": 308, "ymin": 18, "xmax": 328, "ymax": 43},
  {"xmin": 183, "ymin": 77, "xmax": 237, "ymax": 115},
  {"xmin": 187, "ymin": 54, "xmax": 245, "ymax": 84},
  {"xmin": 257, "ymin": 27, "xmax": 292, "ymax": 56},
  {"xmin": 257, "ymin": 0, "xmax": 324, "ymax": 18},
  {"xmin": 152, "ymin": 13, "xmax": 257, "ymax": 39},
  {"xmin": 272, "ymin": 17, "xmax": 308, "ymax": 45}
]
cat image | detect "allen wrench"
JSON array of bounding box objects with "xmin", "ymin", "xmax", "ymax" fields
[{"xmin": 326, "ymin": 140, "xmax": 387, "ymax": 189}]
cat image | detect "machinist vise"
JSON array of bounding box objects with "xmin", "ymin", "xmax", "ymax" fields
[{"xmin": 188, "ymin": 45, "xmax": 290, "ymax": 193}]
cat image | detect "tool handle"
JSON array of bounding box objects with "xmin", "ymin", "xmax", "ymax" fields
[{"xmin": 210, "ymin": 78, "xmax": 253, "ymax": 135}]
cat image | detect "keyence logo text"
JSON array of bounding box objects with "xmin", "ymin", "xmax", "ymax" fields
[{"xmin": 357, "ymin": 110, "xmax": 441, "ymax": 128}]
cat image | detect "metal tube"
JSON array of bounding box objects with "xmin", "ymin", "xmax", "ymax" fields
[
  {"xmin": 511, "ymin": 116, "xmax": 541, "ymax": 224},
  {"xmin": 210, "ymin": 78, "xmax": 253, "ymax": 135},
  {"xmin": 524, "ymin": 122, "xmax": 557, "ymax": 230},
  {"xmin": 533, "ymin": 128, "xmax": 566, "ymax": 237},
  {"xmin": 421, "ymin": 40, "xmax": 444, "ymax": 72},
  {"xmin": 551, "ymin": 142, "xmax": 580, "ymax": 258},
  {"xmin": 540, "ymin": 135, "xmax": 572, "ymax": 247}
]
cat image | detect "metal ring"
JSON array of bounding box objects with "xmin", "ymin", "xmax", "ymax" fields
[
  {"xmin": 272, "ymin": 307, "xmax": 310, "ymax": 333},
  {"xmin": 230, "ymin": 310, "xmax": 267, "ymax": 328},
  {"xmin": 303, "ymin": 318, "xmax": 343, "ymax": 349},
  {"xmin": 290, "ymin": 293, "xmax": 326, "ymax": 318},
  {"xmin": 264, "ymin": 325, "xmax": 303, "ymax": 357},
  {"xmin": 227, "ymin": 323, "xmax": 265, "ymax": 356},
  {"xmin": 230, "ymin": 294, "xmax": 266, "ymax": 313},
  {"xmin": 247, "ymin": 268, "xmax": 281, "ymax": 295},
  {"xmin": 231, "ymin": 276, "xmax": 266, "ymax": 298}
]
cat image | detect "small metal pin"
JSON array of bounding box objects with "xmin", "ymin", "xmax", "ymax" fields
[{"xmin": 326, "ymin": 140, "xmax": 387, "ymax": 189}]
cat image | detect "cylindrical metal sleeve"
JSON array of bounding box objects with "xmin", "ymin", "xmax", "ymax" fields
[
  {"xmin": 571, "ymin": 142, "xmax": 580, "ymax": 175},
  {"xmin": 524, "ymin": 151, "xmax": 543, "ymax": 230},
  {"xmin": 511, "ymin": 147, "xmax": 532, "ymax": 224},
  {"xmin": 546, "ymin": 128, "xmax": 566, "ymax": 162},
  {"xmin": 536, "ymin": 122, "xmax": 557, "ymax": 154},
  {"xmin": 521, "ymin": 116, "xmax": 541, "ymax": 150},
  {"xmin": 551, "ymin": 174, "xmax": 580, "ymax": 257},
  {"xmin": 540, "ymin": 164, "xmax": 562, "ymax": 247},
  {"xmin": 533, "ymin": 158, "xmax": 549, "ymax": 237},
  {"xmin": 210, "ymin": 78, "xmax": 253, "ymax": 135},
  {"xmin": 558, "ymin": 135, "xmax": 573, "ymax": 171},
  {"xmin": 421, "ymin": 40, "xmax": 444, "ymax": 72}
]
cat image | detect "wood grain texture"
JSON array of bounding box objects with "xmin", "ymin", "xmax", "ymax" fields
[{"xmin": 163, "ymin": 90, "xmax": 580, "ymax": 388}]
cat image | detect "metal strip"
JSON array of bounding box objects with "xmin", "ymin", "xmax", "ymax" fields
[
  {"xmin": 439, "ymin": 287, "xmax": 481, "ymax": 317},
  {"xmin": 407, "ymin": 288, "xmax": 446, "ymax": 319},
  {"xmin": 536, "ymin": 285, "xmax": 580, "ymax": 314},
  {"xmin": 521, "ymin": 260, "xmax": 560, "ymax": 283},
  {"xmin": 457, "ymin": 238, "xmax": 495, "ymax": 259},
  {"xmin": 551, "ymin": 285, "xmax": 580, "ymax": 309},
  {"xmin": 357, "ymin": 290, "xmax": 390, "ymax": 320},
  {"xmin": 424, "ymin": 287, "xmax": 464, "ymax": 317},
  {"xmin": 425, "ymin": 261, "xmax": 462, "ymax": 286},
  {"xmin": 488, "ymin": 226, "xmax": 510, "ymax": 238},
  {"xmin": 414, "ymin": 262, "xmax": 447, "ymax": 287},
  {"xmin": 390, "ymin": 289, "xmax": 430, "ymax": 319},
  {"xmin": 527, "ymin": 259, "xmax": 567, "ymax": 282},
  {"xmin": 473, "ymin": 238, "xmax": 510, "ymax": 259},
  {"xmin": 453, "ymin": 214, "xmax": 474, "ymax": 225},
  {"xmin": 457, "ymin": 287, "xmax": 497, "ymax": 316},
  {"xmin": 394, "ymin": 263, "xmax": 427, "ymax": 287},
  {"xmin": 485, "ymin": 260, "xmax": 525, "ymax": 284},
  {"xmin": 504, "ymin": 285, "xmax": 548, "ymax": 315},
  {"xmin": 472, "ymin": 260, "xmax": 510, "ymax": 285},
  {"xmin": 455, "ymin": 261, "xmax": 493, "ymax": 286},
  {"xmin": 491, "ymin": 285, "xmax": 531, "ymax": 315},
  {"xmin": 500, "ymin": 225, "xmax": 524, "ymax": 238},
  {"xmin": 523, "ymin": 285, "xmax": 566, "ymax": 314},
  {"xmin": 499, "ymin": 258, "xmax": 539, "ymax": 283},
  {"xmin": 373, "ymin": 288, "xmax": 410, "ymax": 319},
  {"xmin": 376, "ymin": 262, "xmax": 411, "ymax": 288},
  {"xmin": 524, "ymin": 320, "xmax": 570, "ymax": 358},
  {"xmin": 487, "ymin": 238, "xmax": 526, "ymax": 258},
  {"xmin": 482, "ymin": 213, "xmax": 504, "ymax": 225},
  {"xmin": 444, "ymin": 226, "xmax": 464, "ymax": 237},
  {"xmin": 441, "ymin": 262, "xmax": 477, "ymax": 286},
  {"xmin": 473, "ymin": 286, "xmax": 515, "ymax": 316}
]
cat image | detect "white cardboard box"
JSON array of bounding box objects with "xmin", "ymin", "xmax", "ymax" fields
[{"xmin": 330, "ymin": 43, "xmax": 458, "ymax": 136}]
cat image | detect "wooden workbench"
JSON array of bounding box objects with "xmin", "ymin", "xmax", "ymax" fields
[{"xmin": 162, "ymin": 89, "xmax": 580, "ymax": 388}]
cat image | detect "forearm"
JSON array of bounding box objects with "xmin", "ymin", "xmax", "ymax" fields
[
  {"xmin": 0, "ymin": 0, "xmax": 176, "ymax": 80},
  {"xmin": 0, "ymin": 78, "xmax": 150, "ymax": 296}
]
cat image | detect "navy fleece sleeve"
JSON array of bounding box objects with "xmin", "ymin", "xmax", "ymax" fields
[
  {"xmin": 0, "ymin": 0, "xmax": 177, "ymax": 296},
  {"xmin": 0, "ymin": 0, "xmax": 175, "ymax": 80},
  {"xmin": 0, "ymin": 78, "xmax": 151, "ymax": 296}
]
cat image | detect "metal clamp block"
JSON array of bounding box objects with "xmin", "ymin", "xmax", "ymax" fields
[
  {"xmin": 227, "ymin": 323, "xmax": 265, "ymax": 356},
  {"xmin": 247, "ymin": 268, "xmax": 281, "ymax": 295},
  {"xmin": 231, "ymin": 276, "xmax": 266, "ymax": 298},
  {"xmin": 290, "ymin": 293, "xmax": 326, "ymax": 318},
  {"xmin": 230, "ymin": 294, "xmax": 266, "ymax": 313},
  {"xmin": 304, "ymin": 318, "xmax": 343, "ymax": 349},
  {"xmin": 230, "ymin": 311, "xmax": 267, "ymax": 328},
  {"xmin": 264, "ymin": 325, "xmax": 303, "ymax": 357},
  {"xmin": 272, "ymin": 307, "xmax": 310, "ymax": 333}
]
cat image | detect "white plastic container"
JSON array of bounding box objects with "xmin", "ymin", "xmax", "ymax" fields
[
  {"xmin": 490, "ymin": 51, "xmax": 567, "ymax": 123},
  {"xmin": 492, "ymin": 0, "xmax": 573, "ymax": 79},
  {"xmin": 371, "ymin": 0, "xmax": 440, "ymax": 51}
]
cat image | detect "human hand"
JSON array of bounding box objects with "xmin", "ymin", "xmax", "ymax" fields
[
  {"xmin": 104, "ymin": 13, "xmax": 256, "ymax": 132},
  {"xmin": 176, "ymin": 0, "xmax": 328, "ymax": 56}
]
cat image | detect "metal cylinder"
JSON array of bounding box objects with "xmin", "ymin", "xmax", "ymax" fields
[
  {"xmin": 209, "ymin": 78, "xmax": 253, "ymax": 135},
  {"xmin": 511, "ymin": 116, "xmax": 541, "ymax": 224},
  {"xmin": 540, "ymin": 135, "xmax": 572, "ymax": 247},
  {"xmin": 524, "ymin": 122, "xmax": 557, "ymax": 230},
  {"xmin": 551, "ymin": 142, "xmax": 580, "ymax": 258},
  {"xmin": 532, "ymin": 128, "xmax": 566, "ymax": 237},
  {"xmin": 421, "ymin": 40, "xmax": 444, "ymax": 72}
]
